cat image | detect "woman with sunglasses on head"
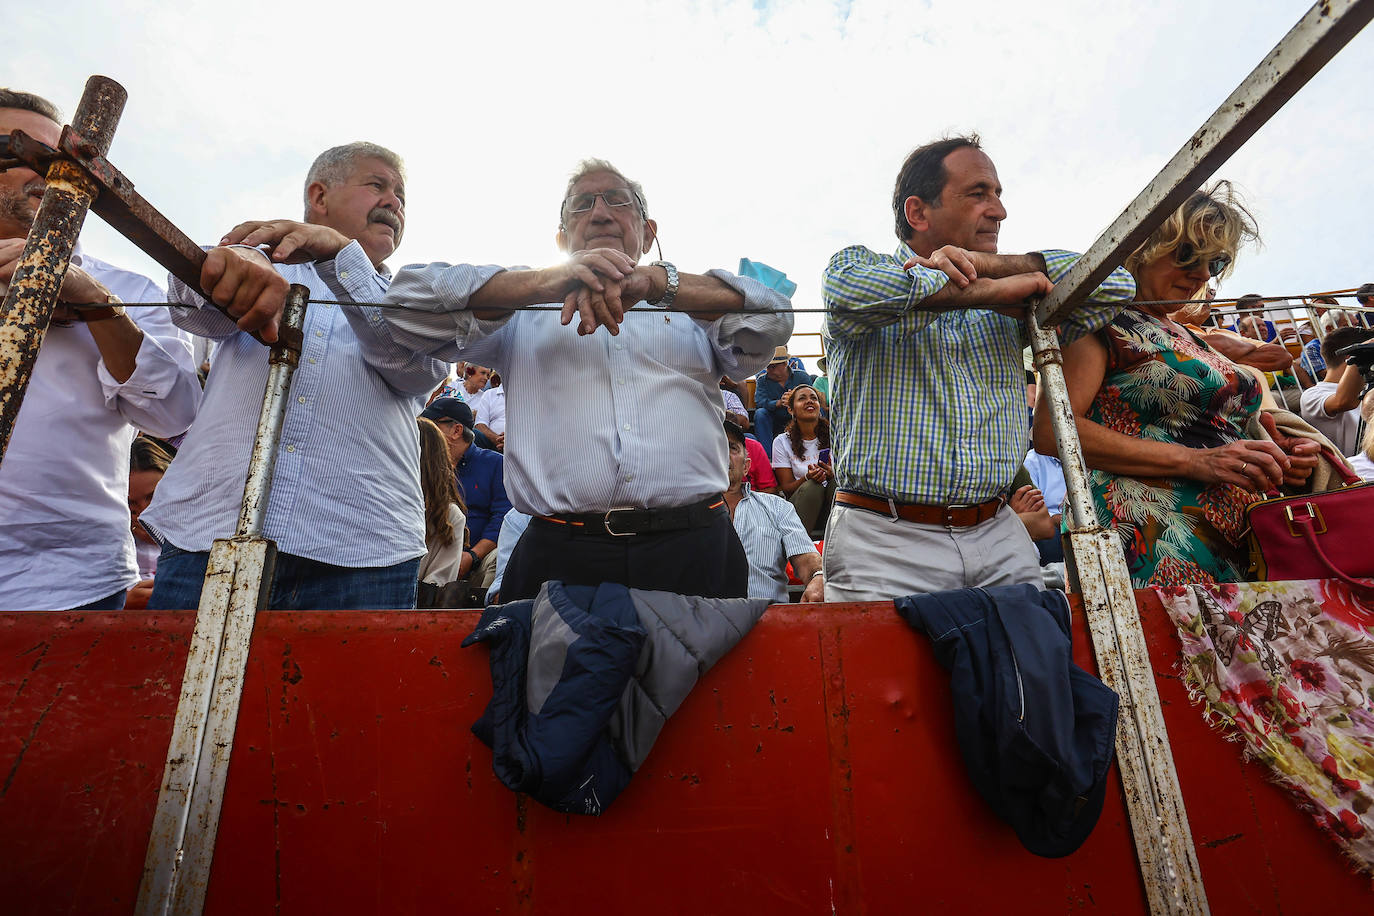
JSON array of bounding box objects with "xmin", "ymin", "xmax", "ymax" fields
[{"xmin": 1033, "ymin": 181, "xmax": 1320, "ymax": 587}]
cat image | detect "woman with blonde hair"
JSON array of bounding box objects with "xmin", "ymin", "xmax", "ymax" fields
[
  {"xmin": 416, "ymin": 418, "xmax": 468, "ymax": 602},
  {"xmin": 1034, "ymin": 181, "xmax": 1320, "ymax": 587}
]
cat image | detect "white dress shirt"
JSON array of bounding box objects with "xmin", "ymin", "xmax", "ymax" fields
[
  {"xmin": 374, "ymin": 263, "xmax": 793, "ymax": 516},
  {"xmin": 142, "ymin": 241, "xmax": 449, "ymax": 566},
  {"xmin": 474, "ymin": 385, "xmax": 506, "ymax": 436},
  {"xmin": 0, "ymin": 247, "xmax": 200, "ymax": 609},
  {"xmin": 731, "ymin": 485, "xmax": 818, "ymax": 602}
]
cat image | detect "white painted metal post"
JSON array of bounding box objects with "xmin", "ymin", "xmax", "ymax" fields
[
  {"xmin": 136, "ymin": 284, "xmax": 309, "ymax": 916},
  {"xmin": 1030, "ymin": 315, "xmax": 1207, "ymax": 915}
]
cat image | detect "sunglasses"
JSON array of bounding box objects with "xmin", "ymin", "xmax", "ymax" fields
[{"xmin": 1175, "ymin": 243, "xmax": 1231, "ymax": 277}]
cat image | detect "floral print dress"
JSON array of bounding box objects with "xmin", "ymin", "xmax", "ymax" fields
[{"xmin": 1088, "ymin": 309, "xmax": 1263, "ymax": 587}]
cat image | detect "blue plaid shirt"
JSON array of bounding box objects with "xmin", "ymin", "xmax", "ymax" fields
[{"xmin": 822, "ymin": 245, "xmax": 1135, "ymax": 504}]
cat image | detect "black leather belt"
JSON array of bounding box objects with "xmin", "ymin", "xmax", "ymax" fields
[{"xmin": 538, "ymin": 495, "xmax": 726, "ymax": 537}]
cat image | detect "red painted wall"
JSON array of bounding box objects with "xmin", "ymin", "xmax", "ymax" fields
[{"xmin": 0, "ymin": 598, "xmax": 1368, "ymax": 914}]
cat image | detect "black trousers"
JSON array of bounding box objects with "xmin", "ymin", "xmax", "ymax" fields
[{"xmin": 500, "ymin": 507, "xmax": 749, "ymax": 602}]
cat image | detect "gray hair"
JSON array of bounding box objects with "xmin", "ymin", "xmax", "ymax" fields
[
  {"xmin": 560, "ymin": 158, "xmax": 648, "ymax": 227},
  {"xmin": 0, "ymin": 88, "xmax": 62, "ymax": 123},
  {"xmin": 303, "ymin": 141, "xmax": 405, "ymax": 218}
]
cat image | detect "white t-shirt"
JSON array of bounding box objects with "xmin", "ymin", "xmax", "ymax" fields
[
  {"xmin": 772, "ymin": 433, "xmax": 821, "ymax": 480},
  {"xmin": 1299, "ymin": 381, "xmax": 1361, "ymax": 456}
]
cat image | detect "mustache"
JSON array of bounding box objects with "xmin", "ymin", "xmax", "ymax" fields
[{"xmin": 368, "ymin": 207, "xmax": 401, "ymax": 232}]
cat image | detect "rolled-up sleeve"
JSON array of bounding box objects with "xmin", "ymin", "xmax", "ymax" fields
[
  {"xmin": 374, "ymin": 261, "xmax": 513, "ymax": 367},
  {"xmin": 322, "ymin": 243, "xmax": 449, "ymax": 396},
  {"xmin": 700, "ymin": 269, "xmax": 794, "ymax": 380},
  {"xmin": 823, "ymin": 245, "xmax": 947, "ymax": 339},
  {"xmin": 1039, "ymin": 249, "xmax": 1136, "ymax": 344},
  {"xmin": 98, "ymin": 300, "xmax": 201, "ymax": 438}
]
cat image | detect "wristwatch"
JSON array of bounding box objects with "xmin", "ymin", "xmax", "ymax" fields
[
  {"xmin": 647, "ymin": 260, "xmax": 678, "ymax": 310},
  {"xmin": 74, "ymin": 292, "xmax": 126, "ymax": 322}
]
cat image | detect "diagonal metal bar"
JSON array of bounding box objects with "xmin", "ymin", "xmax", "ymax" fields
[{"xmin": 1036, "ymin": 0, "xmax": 1374, "ymax": 327}]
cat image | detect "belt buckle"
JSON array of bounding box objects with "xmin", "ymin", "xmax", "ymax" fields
[
  {"xmin": 603, "ymin": 506, "xmax": 640, "ymax": 537},
  {"xmin": 943, "ymin": 502, "xmax": 980, "ymax": 529}
]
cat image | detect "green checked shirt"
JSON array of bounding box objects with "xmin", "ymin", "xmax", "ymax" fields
[{"xmin": 822, "ymin": 244, "xmax": 1136, "ymax": 505}]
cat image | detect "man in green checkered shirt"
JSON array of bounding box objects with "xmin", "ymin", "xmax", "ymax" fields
[{"xmin": 820, "ymin": 135, "xmax": 1136, "ymax": 601}]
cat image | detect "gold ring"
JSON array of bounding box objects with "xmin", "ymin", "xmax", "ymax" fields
[{"xmin": 1239, "ymin": 462, "xmax": 1248, "ymax": 472}]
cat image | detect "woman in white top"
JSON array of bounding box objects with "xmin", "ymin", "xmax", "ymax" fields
[
  {"xmin": 771, "ymin": 384, "xmax": 834, "ymax": 532},
  {"xmin": 417, "ymin": 418, "xmax": 469, "ymax": 598}
]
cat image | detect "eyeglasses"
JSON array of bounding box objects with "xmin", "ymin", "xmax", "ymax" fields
[
  {"xmin": 1175, "ymin": 243, "xmax": 1231, "ymax": 277},
  {"xmin": 562, "ymin": 188, "xmax": 640, "ymax": 217}
]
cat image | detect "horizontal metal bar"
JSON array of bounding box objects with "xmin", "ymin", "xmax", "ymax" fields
[{"xmin": 1036, "ymin": 0, "xmax": 1374, "ymax": 327}]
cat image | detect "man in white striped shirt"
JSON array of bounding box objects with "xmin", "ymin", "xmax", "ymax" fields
[
  {"xmin": 143, "ymin": 142, "xmax": 448, "ymax": 610},
  {"xmin": 377, "ymin": 158, "xmax": 794, "ymax": 600}
]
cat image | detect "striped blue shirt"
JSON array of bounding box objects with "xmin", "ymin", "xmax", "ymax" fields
[
  {"xmin": 822, "ymin": 245, "xmax": 1135, "ymax": 504},
  {"xmin": 143, "ymin": 241, "xmax": 449, "ymax": 565},
  {"xmin": 731, "ymin": 486, "xmax": 818, "ymax": 602}
]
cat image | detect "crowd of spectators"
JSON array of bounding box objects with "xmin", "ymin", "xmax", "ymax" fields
[{"xmin": 3, "ymin": 83, "xmax": 1372, "ymax": 612}]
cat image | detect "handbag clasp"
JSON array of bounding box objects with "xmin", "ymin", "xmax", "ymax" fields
[{"xmin": 1284, "ymin": 502, "xmax": 1327, "ymax": 537}]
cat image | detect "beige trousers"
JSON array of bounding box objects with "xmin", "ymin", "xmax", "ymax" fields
[{"xmin": 822, "ymin": 502, "xmax": 1041, "ymax": 602}]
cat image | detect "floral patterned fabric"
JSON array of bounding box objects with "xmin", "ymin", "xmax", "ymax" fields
[
  {"xmin": 1089, "ymin": 310, "xmax": 1263, "ymax": 588},
  {"xmin": 1155, "ymin": 579, "xmax": 1374, "ymax": 871}
]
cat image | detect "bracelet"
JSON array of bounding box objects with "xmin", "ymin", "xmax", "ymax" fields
[{"xmin": 808, "ymin": 568, "xmax": 825, "ymax": 580}]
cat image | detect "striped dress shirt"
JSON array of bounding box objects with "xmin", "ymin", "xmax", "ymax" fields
[
  {"xmin": 731, "ymin": 486, "xmax": 818, "ymax": 602},
  {"xmin": 822, "ymin": 245, "xmax": 1135, "ymax": 505},
  {"xmin": 375, "ymin": 264, "xmax": 794, "ymax": 516},
  {"xmin": 142, "ymin": 241, "xmax": 449, "ymax": 565}
]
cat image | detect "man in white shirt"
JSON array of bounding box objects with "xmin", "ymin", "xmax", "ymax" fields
[
  {"xmin": 1299, "ymin": 326, "xmax": 1372, "ymax": 457},
  {"xmin": 0, "ymin": 89, "xmax": 200, "ymax": 610},
  {"xmin": 142, "ymin": 141, "xmax": 448, "ymax": 610},
  {"xmin": 474, "ymin": 384, "xmax": 506, "ymax": 451},
  {"xmin": 723, "ymin": 421, "xmax": 823, "ymax": 604},
  {"xmin": 375, "ymin": 158, "xmax": 794, "ymax": 600}
]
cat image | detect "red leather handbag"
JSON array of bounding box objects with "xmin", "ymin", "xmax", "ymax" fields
[{"xmin": 1246, "ymin": 447, "xmax": 1374, "ymax": 598}]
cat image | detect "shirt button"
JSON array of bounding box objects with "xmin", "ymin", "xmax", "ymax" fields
[
  {"xmin": 297, "ymin": 396, "xmax": 306, "ymax": 404},
  {"xmin": 308, "ymin": 357, "xmax": 317, "ymax": 364},
  {"xmin": 624, "ymin": 474, "xmax": 634, "ymax": 482},
  {"xmin": 314, "ymin": 329, "xmax": 323, "ymax": 337},
  {"xmin": 617, "ymin": 378, "xmax": 625, "ymax": 385},
  {"xmin": 286, "ymin": 445, "xmax": 296, "ymax": 453},
  {"xmin": 614, "ymin": 343, "xmax": 624, "ymax": 350},
  {"xmin": 623, "ymin": 423, "xmax": 631, "ymax": 431},
  {"xmin": 339, "ymin": 271, "xmax": 349, "ymax": 280}
]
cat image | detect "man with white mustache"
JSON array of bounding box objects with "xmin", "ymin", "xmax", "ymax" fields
[{"xmin": 142, "ymin": 142, "xmax": 448, "ymax": 610}]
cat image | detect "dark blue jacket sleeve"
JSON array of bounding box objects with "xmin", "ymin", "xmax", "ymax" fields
[{"xmin": 480, "ymin": 460, "xmax": 512, "ymax": 544}]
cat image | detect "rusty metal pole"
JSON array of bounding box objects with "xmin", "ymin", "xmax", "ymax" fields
[
  {"xmin": 0, "ymin": 76, "xmax": 125, "ymax": 466},
  {"xmin": 136, "ymin": 284, "xmax": 308, "ymax": 916},
  {"xmin": 1029, "ymin": 314, "xmax": 1208, "ymax": 915},
  {"xmin": 1035, "ymin": 0, "xmax": 1374, "ymax": 329}
]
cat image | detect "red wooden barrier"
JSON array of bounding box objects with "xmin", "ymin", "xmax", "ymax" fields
[{"xmin": 0, "ymin": 598, "xmax": 1368, "ymax": 914}]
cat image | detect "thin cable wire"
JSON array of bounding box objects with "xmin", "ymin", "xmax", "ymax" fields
[{"xmin": 60, "ymin": 289, "xmax": 1374, "ymax": 314}]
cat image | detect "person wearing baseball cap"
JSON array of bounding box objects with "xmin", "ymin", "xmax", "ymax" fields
[{"xmin": 418, "ymin": 397, "xmax": 511, "ymax": 590}]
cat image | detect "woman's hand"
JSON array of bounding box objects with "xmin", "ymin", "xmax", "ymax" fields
[
  {"xmin": 805, "ymin": 461, "xmax": 832, "ymax": 484},
  {"xmin": 1259, "ymin": 413, "xmax": 1321, "ymax": 487},
  {"xmin": 1183, "ymin": 439, "xmax": 1289, "ymax": 492}
]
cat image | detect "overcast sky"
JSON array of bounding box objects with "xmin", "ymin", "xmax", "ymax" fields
[{"xmin": 6, "ymin": 0, "xmax": 1371, "ymax": 365}]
